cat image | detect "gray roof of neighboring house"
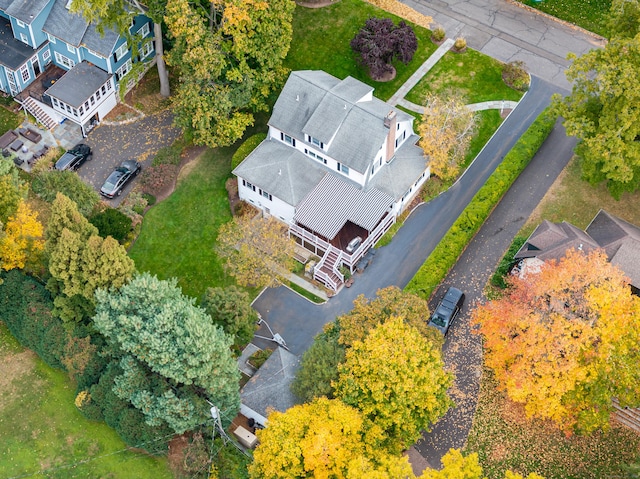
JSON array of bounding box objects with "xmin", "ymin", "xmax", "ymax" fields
[
  {"xmin": 5, "ymin": 0, "xmax": 50, "ymax": 24},
  {"xmin": 0, "ymin": 0, "xmax": 14, "ymax": 12},
  {"xmin": 43, "ymin": 0, "xmax": 88, "ymax": 47},
  {"xmin": 240, "ymin": 347, "xmax": 300, "ymax": 419},
  {"xmin": 514, "ymin": 220, "xmax": 598, "ymax": 261},
  {"xmin": 81, "ymin": 23, "xmax": 119, "ymax": 57},
  {"xmin": 232, "ymin": 139, "xmax": 327, "ymax": 207},
  {"xmin": 294, "ymin": 173, "xmax": 394, "ymax": 240},
  {"xmin": 0, "ymin": 17, "xmax": 34, "ymax": 69},
  {"xmin": 269, "ymin": 70, "xmax": 412, "ymax": 175},
  {"xmin": 46, "ymin": 61, "xmax": 111, "ymax": 107},
  {"xmin": 586, "ymin": 209, "xmax": 640, "ymax": 288},
  {"xmin": 368, "ymin": 135, "xmax": 427, "ymax": 200}
]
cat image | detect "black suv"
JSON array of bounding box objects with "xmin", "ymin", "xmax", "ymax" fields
[
  {"xmin": 428, "ymin": 287, "xmax": 465, "ymax": 335},
  {"xmin": 54, "ymin": 143, "xmax": 92, "ymax": 171},
  {"xmin": 100, "ymin": 160, "xmax": 141, "ymax": 198}
]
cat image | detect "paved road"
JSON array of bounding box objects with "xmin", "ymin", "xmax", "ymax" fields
[
  {"xmin": 403, "ymin": 0, "xmax": 605, "ymax": 91},
  {"xmin": 252, "ymin": 75, "xmax": 558, "ymax": 356}
]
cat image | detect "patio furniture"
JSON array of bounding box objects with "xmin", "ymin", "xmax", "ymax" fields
[
  {"xmin": 13, "ymin": 156, "xmax": 24, "ymax": 166},
  {"xmin": 0, "ymin": 130, "xmax": 18, "ymax": 149},
  {"xmin": 9, "ymin": 139, "xmax": 23, "ymax": 151},
  {"xmin": 2, "ymin": 149, "xmax": 11, "ymax": 158},
  {"xmin": 18, "ymin": 127, "xmax": 43, "ymax": 143}
]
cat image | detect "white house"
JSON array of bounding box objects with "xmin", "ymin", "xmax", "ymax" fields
[{"xmin": 233, "ymin": 70, "xmax": 430, "ymax": 291}]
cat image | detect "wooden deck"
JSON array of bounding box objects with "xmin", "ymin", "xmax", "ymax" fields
[{"xmin": 15, "ymin": 64, "xmax": 66, "ymax": 103}]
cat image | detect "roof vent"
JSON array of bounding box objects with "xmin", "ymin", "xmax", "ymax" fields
[
  {"xmin": 278, "ymin": 169, "xmax": 281, "ymax": 175},
  {"xmin": 296, "ymin": 95, "xmax": 299, "ymax": 101}
]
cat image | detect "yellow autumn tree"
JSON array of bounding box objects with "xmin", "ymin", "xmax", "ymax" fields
[
  {"xmin": 249, "ymin": 397, "xmax": 414, "ymax": 479},
  {"xmin": 418, "ymin": 94, "xmax": 476, "ymax": 180},
  {"xmin": 0, "ymin": 200, "xmax": 44, "ymax": 270},
  {"xmin": 472, "ymin": 248, "xmax": 640, "ymax": 432},
  {"xmin": 335, "ymin": 316, "xmax": 453, "ymax": 454},
  {"xmin": 216, "ymin": 214, "xmax": 296, "ymax": 288}
]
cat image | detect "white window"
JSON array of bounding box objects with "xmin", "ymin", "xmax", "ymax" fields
[
  {"xmin": 140, "ymin": 41, "xmax": 153, "ymax": 59},
  {"xmin": 20, "ymin": 33, "xmax": 28, "ymax": 45},
  {"xmin": 67, "ymin": 44, "xmax": 76, "ymax": 54},
  {"xmin": 43, "ymin": 50, "xmax": 51, "ymax": 62},
  {"xmin": 16, "ymin": 19, "xmax": 25, "ymax": 28},
  {"xmin": 114, "ymin": 43, "xmax": 128, "ymax": 62},
  {"xmin": 20, "ymin": 64, "xmax": 30, "ymax": 83},
  {"xmin": 52, "ymin": 97, "xmax": 59, "ymax": 107},
  {"xmin": 260, "ymin": 189, "xmax": 272, "ymax": 201},
  {"xmin": 86, "ymin": 48, "xmax": 103, "ymax": 59},
  {"xmin": 304, "ymin": 149, "xmax": 326, "ymax": 165},
  {"xmin": 280, "ymin": 132, "xmax": 295, "ymax": 147},
  {"xmin": 337, "ymin": 163, "xmax": 350, "ymax": 176},
  {"xmin": 242, "ymin": 179, "xmax": 256, "ymax": 192},
  {"xmin": 307, "ymin": 134, "xmax": 324, "ymax": 149},
  {"xmin": 95, "ymin": 89, "xmax": 101, "ymax": 100},
  {"xmin": 106, "ymin": 79, "xmax": 112, "ymax": 90},
  {"xmin": 54, "ymin": 51, "xmax": 75, "ymax": 69},
  {"xmin": 115, "ymin": 59, "xmax": 132, "ymax": 81},
  {"xmin": 90, "ymin": 95, "xmax": 95, "ymax": 106},
  {"xmin": 46, "ymin": 33, "xmax": 56, "ymax": 44},
  {"xmin": 138, "ymin": 22, "xmax": 150, "ymax": 37}
]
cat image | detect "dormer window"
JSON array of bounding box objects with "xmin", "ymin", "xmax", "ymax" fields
[{"xmin": 307, "ymin": 134, "xmax": 324, "ymax": 149}]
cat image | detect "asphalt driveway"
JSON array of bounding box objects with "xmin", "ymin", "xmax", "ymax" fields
[{"xmin": 77, "ymin": 110, "xmax": 180, "ymax": 206}]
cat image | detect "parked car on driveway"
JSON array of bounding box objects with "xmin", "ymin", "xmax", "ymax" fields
[
  {"xmin": 100, "ymin": 160, "xmax": 141, "ymax": 198},
  {"xmin": 54, "ymin": 143, "xmax": 92, "ymax": 171},
  {"xmin": 428, "ymin": 287, "xmax": 465, "ymax": 335}
]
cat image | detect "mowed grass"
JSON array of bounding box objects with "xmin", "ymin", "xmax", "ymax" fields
[
  {"xmin": 517, "ymin": 0, "xmax": 611, "ymax": 37},
  {"xmin": 0, "ymin": 323, "xmax": 171, "ymax": 479},
  {"xmin": 466, "ymin": 369, "xmax": 640, "ymax": 479},
  {"xmin": 285, "ymin": 0, "xmax": 437, "ymax": 101},
  {"xmin": 128, "ymin": 147, "xmax": 238, "ymax": 300},
  {"xmin": 0, "ymin": 105, "xmax": 20, "ymax": 135},
  {"xmin": 406, "ymin": 49, "xmax": 524, "ymax": 106},
  {"xmin": 523, "ymin": 155, "xmax": 640, "ymax": 235}
]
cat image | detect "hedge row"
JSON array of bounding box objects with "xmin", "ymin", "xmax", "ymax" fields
[{"xmin": 405, "ymin": 106, "xmax": 557, "ymax": 300}]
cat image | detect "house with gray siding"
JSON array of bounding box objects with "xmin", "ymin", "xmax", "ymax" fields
[
  {"xmin": 0, "ymin": 0, "xmax": 154, "ymax": 135},
  {"xmin": 233, "ymin": 70, "xmax": 430, "ymax": 291}
]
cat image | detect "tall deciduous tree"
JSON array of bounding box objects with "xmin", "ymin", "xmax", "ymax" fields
[
  {"xmin": 0, "ymin": 200, "xmax": 44, "ymax": 271},
  {"xmin": 201, "ymin": 285, "xmax": 258, "ymax": 351},
  {"xmin": 335, "ymin": 317, "xmax": 453, "ymax": 454},
  {"xmin": 351, "ymin": 17, "xmax": 418, "ymax": 79},
  {"xmin": 70, "ymin": 0, "xmax": 170, "ymax": 97},
  {"xmin": 557, "ymin": 4, "xmax": 640, "ymax": 198},
  {"xmin": 216, "ymin": 215, "xmax": 296, "ymax": 288},
  {"xmin": 249, "ymin": 397, "xmax": 414, "ymax": 479},
  {"xmin": 418, "ymin": 93, "xmax": 476, "ymax": 180},
  {"xmin": 165, "ymin": 0, "xmax": 294, "ymax": 147},
  {"xmin": 0, "ymin": 170, "xmax": 27, "ymax": 224},
  {"xmin": 93, "ymin": 273, "xmax": 240, "ymax": 433},
  {"xmin": 472, "ymin": 249, "xmax": 640, "ymax": 432}
]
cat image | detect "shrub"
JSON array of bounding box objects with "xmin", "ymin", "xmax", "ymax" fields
[
  {"xmin": 405, "ymin": 106, "xmax": 557, "ymax": 300},
  {"xmin": 231, "ymin": 133, "xmax": 266, "ymax": 169},
  {"xmin": 140, "ymin": 164, "xmax": 178, "ymax": 196},
  {"xmin": 248, "ymin": 348, "xmax": 273, "ymax": 369},
  {"xmin": 490, "ymin": 235, "xmax": 527, "ymax": 289},
  {"xmin": 89, "ymin": 207, "xmax": 133, "ymax": 243},
  {"xmin": 453, "ymin": 37, "xmax": 467, "ymax": 51},
  {"xmin": 152, "ymin": 143, "xmax": 183, "ymax": 167},
  {"xmin": 31, "ymin": 170, "xmax": 99, "ymax": 217},
  {"xmin": 432, "ymin": 25, "xmax": 446, "ymax": 42},
  {"xmin": 31, "ymin": 147, "xmax": 64, "ymax": 175},
  {"xmin": 142, "ymin": 192, "xmax": 156, "ymax": 206},
  {"xmin": 503, "ymin": 60, "xmax": 530, "ymax": 91},
  {"xmin": 351, "ymin": 17, "xmax": 418, "ymax": 79}
]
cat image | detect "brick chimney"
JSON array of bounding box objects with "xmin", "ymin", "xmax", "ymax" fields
[{"xmin": 384, "ymin": 110, "xmax": 397, "ymax": 162}]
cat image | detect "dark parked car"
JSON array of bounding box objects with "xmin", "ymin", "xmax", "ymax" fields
[
  {"xmin": 100, "ymin": 160, "xmax": 141, "ymax": 198},
  {"xmin": 428, "ymin": 287, "xmax": 465, "ymax": 335},
  {"xmin": 54, "ymin": 143, "xmax": 92, "ymax": 171}
]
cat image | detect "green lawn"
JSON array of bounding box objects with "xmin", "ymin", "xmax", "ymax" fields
[
  {"xmin": 285, "ymin": 0, "xmax": 438, "ymax": 101},
  {"xmin": 518, "ymin": 0, "xmax": 611, "ymax": 37},
  {"xmin": 0, "ymin": 323, "xmax": 171, "ymax": 479},
  {"xmin": 466, "ymin": 369, "xmax": 640, "ymax": 479},
  {"xmin": 0, "ymin": 105, "xmax": 20, "ymax": 136},
  {"xmin": 128, "ymin": 147, "xmax": 239, "ymax": 300},
  {"xmin": 406, "ymin": 49, "xmax": 524, "ymax": 106}
]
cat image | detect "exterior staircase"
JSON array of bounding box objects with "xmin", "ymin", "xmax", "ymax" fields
[
  {"xmin": 21, "ymin": 96, "xmax": 58, "ymax": 130},
  {"xmin": 314, "ymin": 246, "xmax": 344, "ymax": 292},
  {"xmin": 612, "ymin": 400, "xmax": 640, "ymax": 433}
]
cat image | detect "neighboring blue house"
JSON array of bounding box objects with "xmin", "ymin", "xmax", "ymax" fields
[{"xmin": 0, "ymin": 0, "xmax": 154, "ymax": 135}]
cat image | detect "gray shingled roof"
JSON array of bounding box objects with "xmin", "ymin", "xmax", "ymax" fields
[
  {"xmin": 46, "ymin": 61, "xmax": 111, "ymax": 107},
  {"xmin": 514, "ymin": 220, "xmax": 598, "ymax": 261},
  {"xmin": 5, "ymin": 0, "xmax": 50, "ymax": 24},
  {"xmin": 586, "ymin": 210, "xmax": 640, "ymax": 288},
  {"xmin": 232, "ymin": 139, "xmax": 327, "ymax": 207},
  {"xmin": 0, "ymin": 0, "xmax": 14, "ymax": 11},
  {"xmin": 43, "ymin": 0, "xmax": 88, "ymax": 47},
  {"xmin": 294, "ymin": 173, "xmax": 394, "ymax": 240},
  {"xmin": 270, "ymin": 71, "xmax": 412, "ymax": 174},
  {"xmin": 0, "ymin": 17, "xmax": 34, "ymax": 69},
  {"xmin": 368, "ymin": 135, "xmax": 427, "ymax": 200},
  {"xmin": 82, "ymin": 23, "xmax": 119, "ymax": 57},
  {"xmin": 240, "ymin": 347, "xmax": 300, "ymax": 419}
]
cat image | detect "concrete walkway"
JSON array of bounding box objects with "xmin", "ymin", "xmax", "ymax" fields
[{"xmin": 388, "ymin": 38, "xmax": 455, "ymax": 106}]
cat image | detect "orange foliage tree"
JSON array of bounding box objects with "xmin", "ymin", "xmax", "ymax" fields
[{"xmin": 472, "ymin": 249, "xmax": 640, "ymax": 433}]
